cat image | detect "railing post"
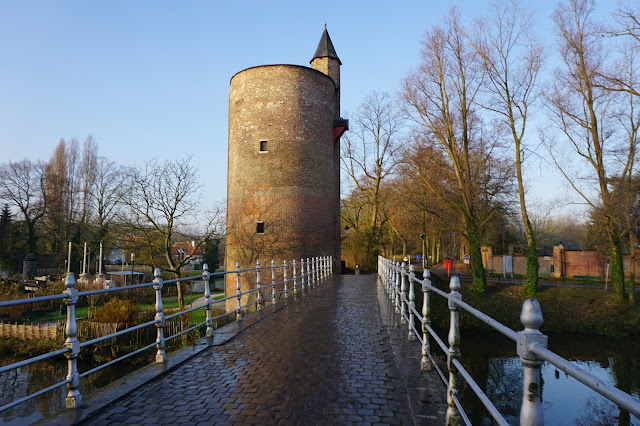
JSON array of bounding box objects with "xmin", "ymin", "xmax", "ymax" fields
[
  {"xmin": 63, "ymin": 272, "xmax": 82, "ymax": 408},
  {"xmin": 307, "ymin": 258, "xmax": 311, "ymax": 287},
  {"xmin": 292, "ymin": 259, "xmax": 298, "ymax": 294},
  {"xmin": 518, "ymin": 299, "xmax": 548, "ymax": 426},
  {"xmin": 421, "ymin": 268, "xmax": 432, "ymax": 371},
  {"xmin": 300, "ymin": 258, "xmax": 305, "ymax": 291},
  {"xmin": 446, "ymin": 276, "xmax": 462, "ymax": 425},
  {"xmin": 203, "ymin": 264, "xmax": 213, "ymax": 338},
  {"xmin": 387, "ymin": 259, "xmax": 392, "ymax": 297},
  {"xmin": 271, "ymin": 259, "xmax": 276, "ymax": 304},
  {"xmin": 236, "ymin": 262, "xmax": 242, "ymax": 321},
  {"xmin": 312, "ymin": 257, "xmax": 316, "ymax": 283},
  {"xmin": 283, "ymin": 260, "xmax": 288, "ymax": 298},
  {"xmin": 408, "ymin": 265, "xmax": 416, "ymax": 341},
  {"xmin": 394, "ymin": 262, "xmax": 401, "ymax": 313},
  {"xmin": 256, "ymin": 260, "xmax": 262, "ymax": 311},
  {"xmin": 153, "ymin": 268, "xmax": 166, "ymax": 361},
  {"xmin": 400, "ymin": 262, "xmax": 407, "ymax": 324},
  {"xmin": 322, "ymin": 256, "xmax": 326, "ymax": 278}
]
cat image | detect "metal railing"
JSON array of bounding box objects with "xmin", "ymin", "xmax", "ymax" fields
[
  {"xmin": 378, "ymin": 255, "xmax": 640, "ymax": 425},
  {"xmin": 0, "ymin": 255, "xmax": 333, "ymax": 415}
]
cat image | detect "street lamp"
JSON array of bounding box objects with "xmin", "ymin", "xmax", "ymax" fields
[
  {"xmin": 130, "ymin": 253, "xmax": 135, "ymax": 301},
  {"xmin": 344, "ymin": 225, "xmax": 350, "ymax": 236},
  {"xmin": 420, "ymin": 233, "xmax": 426, "ymax": 271}
]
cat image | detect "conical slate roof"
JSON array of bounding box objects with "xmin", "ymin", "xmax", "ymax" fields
[{"xmin": 311, "ymin": 26, "xmax": 341, "ymax": 65}]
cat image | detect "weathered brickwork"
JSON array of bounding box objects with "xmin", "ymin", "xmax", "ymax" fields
[{"xmin": 226, "ymin": 65, "xmax": 340, "ymax": 308}]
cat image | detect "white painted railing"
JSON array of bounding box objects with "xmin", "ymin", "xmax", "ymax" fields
[
  {"xmin": 378, "ymin": 255, "xmax": 640, "ymax": 425},
  {"xmin": 0, "ymin": 255, "xmax": 332, "ymax": 415}
]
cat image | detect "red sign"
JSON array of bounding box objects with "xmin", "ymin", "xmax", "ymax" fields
[{"xmin": 443, "ymin": 259, "xmax": 453, "ymax": 270}]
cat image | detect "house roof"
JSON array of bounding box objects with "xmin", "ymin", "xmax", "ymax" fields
[{"xmin": 171, "ymin": 242, "xmax": 204, "ymax": 257}]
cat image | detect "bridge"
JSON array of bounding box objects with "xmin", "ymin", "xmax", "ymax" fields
[{"xmin": 1, "ymin": 256, "xmax": 639, "ymax": 424}]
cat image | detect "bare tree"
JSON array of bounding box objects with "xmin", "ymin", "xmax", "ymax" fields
[
  {"xmin": 0, "ymin": 160, "xmax": 47, "ymax": 254},
  {"xmin": 547, "ymin": 0, "xmax": 631, "ymax": 301},
  {"xmin": 401, "ymin": 7, "xmax": 490, "ymax": 292},
  {"xmin": 474, "ymin": 0, "xmax": 545, "ymax": 296},
  {"xmin": 92, "ymin": 157, "xmax": 122, "ymax": 230},
  {"xmin": 119, "ymin": 156, "xmax": 218, "ymax": 311},
  {"xmin": 342, "ymin": 91, "xmax": 401, "ymax": 271}
]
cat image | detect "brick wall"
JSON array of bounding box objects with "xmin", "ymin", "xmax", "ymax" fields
[
  {"xmin": 225, "ymin": 65, "xmax": 339, "ymax": 309},
  {"xmin": 482, "ymin": 245, "xmax": 640, "ymax": 281}
]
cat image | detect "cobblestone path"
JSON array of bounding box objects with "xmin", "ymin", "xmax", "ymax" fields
[{"xmin": 83, "ymin": 275, "xmax": 445, "ymax": 425}]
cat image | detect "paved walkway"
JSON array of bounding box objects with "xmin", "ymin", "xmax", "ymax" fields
[{"xmin": 67, "ymin": 275, "xmax": 446, "ymax": 425}]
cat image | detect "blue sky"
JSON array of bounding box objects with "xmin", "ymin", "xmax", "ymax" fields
[{"xmin": 0, "ymin": 1, "xmax": 605, "ymax": 217}]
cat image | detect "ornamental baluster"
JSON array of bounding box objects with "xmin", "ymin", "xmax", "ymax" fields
[
  {"xmin": 300, "ymin": 259, "xmax": 305, "ymax": 290},
  {"xmin": 271, "ymin": 259, "xmax": 277, "ymax": 304},
  {"xmin": 153, "ymin": 268, "xmax": 166, "ymax": 361},
  {"xmin": 400, "ymin": 262, "xmax": 407, "ymax": 324},
  {"xmin": 312, "ymin": 257, "xmax": 316, "ymax": 283},
  {"xmin": 446, "ymin": 276, "xmax": 462, "ymax": 425},
  {"xmin": 292, "ymin": 259, "xmax": 298, "ymax": 294},
  {"xmin": 63, "ymin": 272, "xmax": 82, "ymax": 408},
  {"xmin": 256, "ymin": 260, "xmax": 262, "ymax": 311},
  {"xmin": 394, "ymin": 262, "xmax": 401, "ymax": 313},
  {"xmin": 283, "ymin": 260, "xmax": 289, "ymax": 298},
  {"xmin": 518, "ymin": 299, "xmax": 548, "ymax": 426},
  {"xmin": 203, "ymin": 263, "xmax": 213, "ymax": 338},
  {"xmin": 421, "ymin": 268, "xmax": 432, "ymax": 371},
  {"xmin": 236, "ymin": 262, "xmax": 242, "ymax": 321},
  {"xmin": 307, "ymin": 258, "xmax": 311, "ymax": 287},
  {"xmin": 408, "ymin": 265, "xmax": 416, "ymax": 341}
]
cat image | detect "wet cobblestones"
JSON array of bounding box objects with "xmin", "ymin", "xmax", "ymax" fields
[{"xmin": 80, "ymin": 275, "xmax": 445, "ymax": 425}]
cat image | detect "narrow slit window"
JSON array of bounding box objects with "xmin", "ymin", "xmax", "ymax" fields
[
  {"xmin": 259, "ymin": 140, "xmax": 268, "ymax": 152},
  {"xmin": 256, "ymin": 222, "xmax": 265, "ymax": 233}
]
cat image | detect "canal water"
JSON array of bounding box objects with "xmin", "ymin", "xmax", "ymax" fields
[
  {"xmin": 446, "ymin": 330, "xmax": 640, "ymax": 425},
  {"xmin": 0, "ymin": 356, "xmax": 139, "ymax": 425}
]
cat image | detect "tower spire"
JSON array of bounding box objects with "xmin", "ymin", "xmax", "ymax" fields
[{"xmin": 311, "ymin": 26, "xmax": 341, "ymax": 65}]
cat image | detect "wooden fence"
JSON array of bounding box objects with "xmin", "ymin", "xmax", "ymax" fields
[
  {"xmin": 0, "ymin": 322, "xmax": 57, "ymax": 340},
  {"xmin": 0, "ymin": 320, "xmax": 205, "ymax": 344}
]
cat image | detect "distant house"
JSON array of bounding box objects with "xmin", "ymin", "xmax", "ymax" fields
[{"xmin": 171, "ymin": 241, "xmax": 205, "ymax": 271}]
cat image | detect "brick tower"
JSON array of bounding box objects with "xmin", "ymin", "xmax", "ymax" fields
[{"xmin": 225, "ymin": 27, "xmax": 347, "ymax": 307}]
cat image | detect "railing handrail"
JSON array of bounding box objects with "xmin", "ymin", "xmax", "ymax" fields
[
  {"xmin": 0, "ymin": 255, "xmax": 334, "ymax": 418},
  {"xmin": 377, "ymin": 255, "xmax": 640, "ymax": 425}
]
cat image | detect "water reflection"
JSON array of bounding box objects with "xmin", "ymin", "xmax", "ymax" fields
[
  {"xmin": 1, "ymin": 355, "xmax": 139, "ymax": 425},
  {"xmin": 448, "ymin": 330, "xmax": 640, "ymax": 425}
]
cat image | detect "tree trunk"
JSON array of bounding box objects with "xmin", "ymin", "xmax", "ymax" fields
[
  {"xmin": 629, "ymin": 233, "xmax": 636, "ymax": 304},
  {"xmin": 466, "ymin": 215, "xmax": 486, "ymax": 293},
  {"xmin": 605, "ymin": 216, "xmax": 626, "ymax": 301}
]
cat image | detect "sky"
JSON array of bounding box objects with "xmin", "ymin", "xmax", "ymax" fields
[{"xmin": 0, "ymin": 1, "xmax": 616, "ymax": 220}]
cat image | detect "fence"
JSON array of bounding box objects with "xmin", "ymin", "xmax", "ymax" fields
[
  {"xmin": 378, "ymin": 255, "xmax": 640, "ymax": 425},
  {"xmin": 0, "ymin": 322, "xmax": 57, "ymax": 340},
  {"xmin": 0, "ymin": 255, "xmax": 333, "ymax": 415}
]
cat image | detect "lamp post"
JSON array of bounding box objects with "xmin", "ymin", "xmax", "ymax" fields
[
  {"xmin": 420, "ymin": 233, "xmax": 426, "ymax": 272},
  {"xmin": 130, "ymin": 253, "xmax": 135, "ymax": 301}
]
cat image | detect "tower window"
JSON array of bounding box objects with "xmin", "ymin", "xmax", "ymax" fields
[
  {"xmin": 256, "ymin": 222, "xmax": 265, "ymax": 233},
  {"xmin": 259, "ymin": 140, "xmax": 268, "ymax": 152}
]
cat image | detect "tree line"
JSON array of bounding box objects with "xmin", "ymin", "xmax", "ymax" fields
[
  {"xmin": 342, "ymin": 0, "xmax": 640, "ymax": 304},
  {"xmin": 0, "ymin": 136, "xmax": 223, "ymax": 310}
]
